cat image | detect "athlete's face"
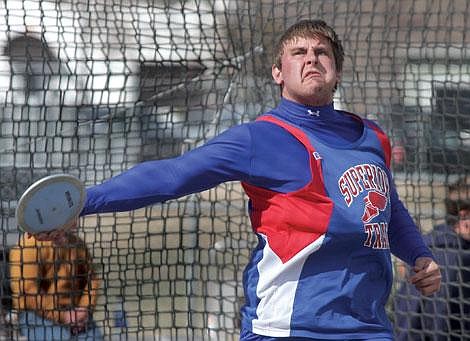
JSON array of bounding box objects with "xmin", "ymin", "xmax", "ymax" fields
[{"xmin": 272, "ymin": 35, "xmax": 341, "ymax": 107}]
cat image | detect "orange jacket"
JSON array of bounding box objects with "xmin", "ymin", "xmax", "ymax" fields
[{"xmin": 9, "ymin": 234, "xmax": 99, "ymax": 324}]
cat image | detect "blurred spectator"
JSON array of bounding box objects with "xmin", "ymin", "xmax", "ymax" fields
[
  {"xmin": 393, "ymin": 176, "xmax": 470, "ymax": 340},
  {"xmin": 391, "ymin": 139, "xmax": 406, "ymax": 171},
  {"xmin": 9, "ymin": 230, "xmax": 102, "ymax": 340}
]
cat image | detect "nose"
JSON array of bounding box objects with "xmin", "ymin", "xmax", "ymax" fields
[{"xmin": 306, "ymin": 49, "xmax": 318, "ymax": 65}]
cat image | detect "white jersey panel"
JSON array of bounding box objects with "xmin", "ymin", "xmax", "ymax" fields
[{"xmin": 251, "ymin": 234, "xmax": 326, "ymax": 337}]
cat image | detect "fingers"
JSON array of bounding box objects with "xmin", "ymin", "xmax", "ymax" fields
[
  {"xmin": 67, "ymin": 308, "xmax": 89, "ymax": 335},
  {"xmin": 32, "ymin": 230, "xmax": 65, "ymax": 242},
  {"xmin": 73, "ymin": 311, "xmax": 89, "ymax": 334},
  {"xmin": 27, "ymin": 227, "xmax": 72, "ymax": 243},
  {"xmin": 24, "ymin": 218, "xmax": 79, "ymax": 242},
  {"xmin": 410, "ymin": 273, "xmax": 441, "ymax": 296},
  {"xmin": 409, "ymin": 257, "xmax": 442, "ymax": 296}
]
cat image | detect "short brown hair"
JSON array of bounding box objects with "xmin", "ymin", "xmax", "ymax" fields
[{"xmin": 273, "ymin": 19, "xmax": 344, "ymax": 73}]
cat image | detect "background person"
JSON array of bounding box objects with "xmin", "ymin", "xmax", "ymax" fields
[
  {"xmin": 393, "ymin": 176, "xmax": 470, "ymax": 340},
  {"xmin": 9, "ymin": 230, "xmax": 102, "ymax": 340}
]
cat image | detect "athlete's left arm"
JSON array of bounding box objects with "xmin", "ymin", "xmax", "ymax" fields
[
  {"xmin": 388, "ymin": 186, "xmax": 441, "ymax": 295},
  {"xmin": 368, "ymin": 117, "xmax": 441, "ymax": 295},
  {"xmin": 366, "ymin": 119, "xmax": 432, "ymax": 264},
  {"xmin": 366, "ymin": 119, "xmax": 441, "ymax": 293},
  {"xmin": 388, "ymin": 187, "xmax": 432, "ymax": 264}
]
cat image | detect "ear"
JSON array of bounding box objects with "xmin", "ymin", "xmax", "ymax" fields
[
  {"xmin": 272, "ymin": 64, "xmax": 283, "ymax": 85},
  {"xmin": 333, "ymin": 70, "xmax": 342, "ymax": 92},
  {"xmin": 336, "ymin": 70, "xmax": 342, "ymax": 86},
  {"xmin": 336, "ymin": 71, "xmax": 343, "ymax": 83}
]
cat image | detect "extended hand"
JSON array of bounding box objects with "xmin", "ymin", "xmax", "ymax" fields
[
  {"xmin": 409, "ymin": 257, "xmax": 441, "ymax": 296},
  {"xmin": 27, "ymin": 218, "xmax": 79, "ymax": 243},
  {"xmin": 28, "ymin": 229, "xmax": 67, "ymax": 243}
]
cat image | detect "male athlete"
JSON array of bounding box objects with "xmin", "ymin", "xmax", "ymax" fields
[{"xmin": 37, "ymin": 20, "xmax": 441, "ymax": 340}]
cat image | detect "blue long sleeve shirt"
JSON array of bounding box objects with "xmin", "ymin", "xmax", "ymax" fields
[{"xmin": 83, "ymin": 98, "xmax": 432, "ymax": 266}]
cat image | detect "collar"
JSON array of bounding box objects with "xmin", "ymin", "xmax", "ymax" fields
[
  {"xmin": 274, "ymin": 97, "xmax": 344, "ymax": 124},
  {"xmin": 270, "ymin": 98, "xmax": 366, "ymax": 147}
]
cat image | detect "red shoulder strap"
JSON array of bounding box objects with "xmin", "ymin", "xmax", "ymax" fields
[
  {"xmin": 364, "ymin": 120, "xmax": 392, "ymax": 168},
  {"xmin": 256, "ymin": 115, "xmax": 327, "ymax": 193},
  {"xmin": 257, "ymin": 115, "xmax": 316, "ymax": 152}
]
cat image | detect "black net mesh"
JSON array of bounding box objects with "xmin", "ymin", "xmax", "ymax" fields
[{"xmin": 0, "ymin": 1, "xmax": 469, "ymax": 340}]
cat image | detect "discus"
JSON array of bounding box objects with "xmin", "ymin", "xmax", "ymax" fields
[{"xmin": 16, "ymin": 174, "xmax": 86, "ymax": 234}]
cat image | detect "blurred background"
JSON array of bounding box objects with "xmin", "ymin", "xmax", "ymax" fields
[{"xmin": 0, "ymin": 0, "xmax": 468, "ymax": 340}]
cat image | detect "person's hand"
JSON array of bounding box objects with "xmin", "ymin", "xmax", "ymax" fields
[
  {"xmin": 27, "ymin": 229, "xmax": 67, "ymax": 243},
  {"xmin": 26, "ymin": 218, "xmax": 79, "ymax": 243},
  {"xmin": 63, "ymin": 307, "xmax": 89, "ymax": 335},
  {"xmin": 409, "ymin": 256, "xmax": 441, "ymax": 296}
]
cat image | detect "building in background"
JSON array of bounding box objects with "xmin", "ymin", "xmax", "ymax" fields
[{"xmin": 0, "ymin": 0, "xmax": 468, "ymax": 339}]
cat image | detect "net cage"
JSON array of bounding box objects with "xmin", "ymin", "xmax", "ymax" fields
[{"xmin": 0, "ymin": 0, "xmax": 468, "ymax": 340}]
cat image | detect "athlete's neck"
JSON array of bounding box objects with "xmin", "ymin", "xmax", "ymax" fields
[{"xmin": 278, "ymin": 97, "xmax": 336, "ymax": 120}]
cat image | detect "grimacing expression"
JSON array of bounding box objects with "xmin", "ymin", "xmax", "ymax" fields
[{"xmin": 272, "ymin": 35, "xmax": 341, "ymax": 107}]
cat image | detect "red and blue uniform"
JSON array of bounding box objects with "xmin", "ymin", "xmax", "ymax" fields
[{"xmin": 82, "ymin": 98, "xmax": 433, "ymax": 339}]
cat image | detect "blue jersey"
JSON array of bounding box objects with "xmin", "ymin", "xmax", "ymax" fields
[
  {"xmin": 241, "ymin": 114, "xmax": 393, "ymax": 338},
  {"xmin": 82, "ymin": 98, "xmax": 433, "ymax": 339}
]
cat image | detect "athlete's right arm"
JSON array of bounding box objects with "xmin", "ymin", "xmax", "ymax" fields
[
  {"xmin": 82, "ymin": 124, "xmax": 255, "ymax": 215},
  {"xmin": 82, "ymin": 120, "xmax": 310, "ymax": 215}
]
